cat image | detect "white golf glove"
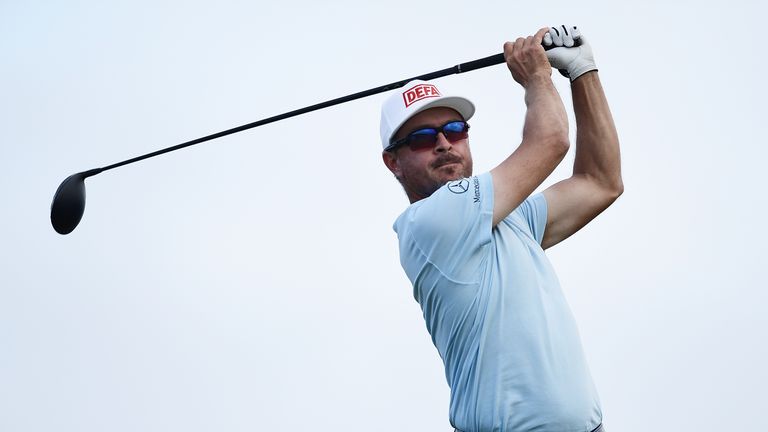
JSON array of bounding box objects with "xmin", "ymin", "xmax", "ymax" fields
[{"xmin": 543, "ymin": 25, "xmax": 597, "ymax": 81}]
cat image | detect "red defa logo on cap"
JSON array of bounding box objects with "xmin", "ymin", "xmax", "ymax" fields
[{"xmin": 403, "ymin": 84, "xmax": 441, "ymax": 108}]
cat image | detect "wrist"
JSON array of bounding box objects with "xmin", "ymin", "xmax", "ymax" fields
[
  {"xmin": 523, "ymin": 78, "xmax": 561, "ymax": 108},
  {"xmin": 568, "ymin": 62, "xmax": 597, "ymax": 82},
  {"xmin": 522, "ymin": 73, "xmax": 554, "ymax": 90},
  {"xmin": 570, "ymin": 69, "xmax": 599, "ymax": 84}
]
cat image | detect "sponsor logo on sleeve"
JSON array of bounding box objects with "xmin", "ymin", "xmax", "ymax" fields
[
  {"xmin": 403, "ymin": 84, "xmax": 441, "ymax": 108},
  {"xmin": 447, "ymin": 177, "xmax": 481, "ymax": 203},
  {"xmin": 448, "ymin": 179, "xmax": 469, "ymax": 194}
]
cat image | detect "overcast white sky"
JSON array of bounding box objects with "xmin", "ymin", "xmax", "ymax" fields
[{"xmin": 2, "ymin": 0, "xmax": 767, "ymax": 431}]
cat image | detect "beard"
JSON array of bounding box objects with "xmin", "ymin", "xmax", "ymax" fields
[
  {"xmin": 400, "ymin": 152, "xmax": 473, "ymax": 200},
  {"xmin": 431, "ymin": 152, "xmax": 470, "ymax": 181}
]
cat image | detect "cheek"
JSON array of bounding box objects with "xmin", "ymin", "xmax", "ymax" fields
[
  {"xmin": 399, "ymin": 161, "xmax": 421, "ymax": 179},
  {"xmin": 400, "ymin": 153, "xmax": 429, "ymax": 173},
  {"xmin": 459, "ymin": 144, "xmax": 473, "ymax": 162}
]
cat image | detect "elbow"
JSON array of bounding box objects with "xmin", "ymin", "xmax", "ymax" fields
[
  {"xmin": 521, "ymin": 115, "xmax": 570, "ymax": 158},
  {"xmin": 549, "ymin": 133, "xmax": 571, "ymax": 159},
  {"xmin": 615, "ymin": 180, "xmax": 625, "ymax": 198},
  {"xmin": 607, "ymin": 178, "xmax": 624, "ymax": 202}
]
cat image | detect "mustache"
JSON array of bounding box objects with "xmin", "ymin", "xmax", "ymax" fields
[{"xmin": 431, "ymin": 153, "xmax": 463, "ymax": 169}]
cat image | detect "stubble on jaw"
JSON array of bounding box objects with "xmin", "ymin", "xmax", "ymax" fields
[
  {"xmin": 431, "ymin": 151, "xmax": 471, "ymax": 181},
  {"xmin": 398, "ymin": 151, "xmax": 473, "ymax": 201}
]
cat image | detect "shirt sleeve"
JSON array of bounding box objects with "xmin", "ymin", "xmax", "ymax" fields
[
  {"xmin": 402, "ymin": 173, "xmax": 494, "ymax": 282},
  {"xmin": 514, "ymin": 192, "xmax": 548, "ymax": 244}
]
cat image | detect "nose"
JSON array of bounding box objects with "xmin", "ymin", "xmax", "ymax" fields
[{"xmin": 433, "ymin": 132, "xmax": 452, "ymax": 153}]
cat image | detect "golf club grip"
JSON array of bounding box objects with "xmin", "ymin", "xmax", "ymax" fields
[
  {"xmin": 444, "ymin": 37, "xmax": 583, "ymax": 74},
  {"xmin": 457, "ymin": 53, "xmax": 505, "ymax": 73}
]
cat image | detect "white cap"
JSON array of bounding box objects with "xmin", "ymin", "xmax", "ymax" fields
[{"xmin": 379, "ymin": 80, "xmax": 475, "ymax": 150}]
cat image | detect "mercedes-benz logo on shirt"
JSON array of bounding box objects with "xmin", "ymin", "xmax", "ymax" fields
[{"xmin": 447, "ymin": 179, "xmax": 470, "ymax": 194}]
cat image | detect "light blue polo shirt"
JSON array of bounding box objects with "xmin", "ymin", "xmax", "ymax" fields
[{"xmin": 393, "ymin": 172, "xmax": 602, "ymax": 432}]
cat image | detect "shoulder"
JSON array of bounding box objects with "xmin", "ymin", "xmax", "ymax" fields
[
  {"xmin": 393, "ymin": 174, "xmax": 495, "ymax": 283},
  {"xmin": 395, "ymin": 173, "xmax": 493, "ymax": 235}
]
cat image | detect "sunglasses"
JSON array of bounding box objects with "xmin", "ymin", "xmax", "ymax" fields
[{"xmin": 387, "ymin": 120, "xmax": 470, "ymax": 152}]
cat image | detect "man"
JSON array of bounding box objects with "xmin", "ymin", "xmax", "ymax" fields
[{"xmin": 380, "ymin": 26, "xmax": 622, "ymax": 432}]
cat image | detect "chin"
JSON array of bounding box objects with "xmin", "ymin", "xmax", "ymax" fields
[{"xmin": 438, "ymin": 165, "xmax": 470, "ymax": 182}]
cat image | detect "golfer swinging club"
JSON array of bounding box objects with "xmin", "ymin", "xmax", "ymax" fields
[{"xmin": 380, "ymin": 26, "xmax": 622, "ymax": 432}]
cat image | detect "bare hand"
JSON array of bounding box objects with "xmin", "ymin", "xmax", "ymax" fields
[{"xmin": 504, "ymin": 28, "xmax": 552, "ymax": 87}]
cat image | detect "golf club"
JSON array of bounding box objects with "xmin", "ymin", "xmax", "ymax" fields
[{"xmin": 51, "ymin": 39, "xmax": 577, "ymax": 235}]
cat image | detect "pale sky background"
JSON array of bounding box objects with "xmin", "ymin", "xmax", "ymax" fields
[{"xmin": 2, "ymin": 0, "xmax": 767, "ymax": 431}]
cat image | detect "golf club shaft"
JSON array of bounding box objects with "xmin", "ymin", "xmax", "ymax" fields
[{"xmin": 95, "ymin": 53, "xmax": 506, "ymax": 175}]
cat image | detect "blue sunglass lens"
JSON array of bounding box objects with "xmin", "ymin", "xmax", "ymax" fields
[
  {"xmin": 443, "ymin": 121, "xmax": 466, "ymax": 133},
  {"xmin": 400, "ymin": 121, "xmax": 469, "ymax": 151}
]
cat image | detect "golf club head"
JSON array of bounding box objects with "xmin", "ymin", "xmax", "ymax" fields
[{"xmin": 50, "ymin": 169, "xmax": 101, "ymax": 235}]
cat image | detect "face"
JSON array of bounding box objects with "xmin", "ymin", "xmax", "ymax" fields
[{"xmin": 382, "ymin": 107, "xmax": 473, "ymax": 202}]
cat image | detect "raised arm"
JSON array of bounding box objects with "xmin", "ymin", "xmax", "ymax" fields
[
  {"xmin": 490, "ymin": 28, "xmax": 570, "ymax": 227},
  {"xmin": 541, "ymin": 27, "xmax": 623, "ymax": 249}
]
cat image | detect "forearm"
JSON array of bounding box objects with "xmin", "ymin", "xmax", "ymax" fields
[
  {"xmin": 571, "ymin": 72, "xmax": 623, "ymax": 193},
  {"xmin": 491, "ymin": 28, "xmax": 571, "ymax": 226},
  {"xmin": 523, "ymin": 77, "xmax": 570, "ymax": 148},
  {"xmin": 537, "ymin": 28, "xmax": 622, "ymax": 248}
]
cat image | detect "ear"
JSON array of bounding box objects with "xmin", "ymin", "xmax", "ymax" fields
[{"xmin": 382, "ymin": 151, "xmax": 401, "ymax": 178}]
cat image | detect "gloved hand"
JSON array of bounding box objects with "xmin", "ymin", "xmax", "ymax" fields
[{"xmin": 543, "ymin": 25, "xmax": 597, "ymax": 81}]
